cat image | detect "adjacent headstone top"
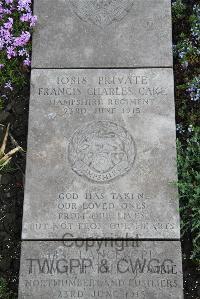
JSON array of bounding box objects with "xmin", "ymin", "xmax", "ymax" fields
[
  {"xmin": 32, "ymin": 0, "xmax": 173, "ymax": 68},
  {"xmin": 22, "ymin": 68, "xmax": 180, "ymax": 240},
  {"xmin": 18, "ymin": 240, "xmax": 183, "ymax": 299}
]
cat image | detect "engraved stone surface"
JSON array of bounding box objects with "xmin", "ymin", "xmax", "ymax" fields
[
  {"xmin": 69, "ymin": 0, "xmax": 135, "ymax": 27},
  {"xmin": 22, "ymin": 68, "xmax": 179, "ymax": 239},
  {"xmin": 32, "ymin": 0, "xmax": 173, "ymax": 67},
  {"xmin": 18, "ymin": 240, "xmax": 183, "ymax": 299},
  {"xmin": 68, "ymin": 121, "xmax": 136, "ymax": 183}
]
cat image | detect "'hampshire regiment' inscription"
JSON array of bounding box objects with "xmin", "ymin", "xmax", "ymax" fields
[
  {"xmin": 68, "ymin": 121, "xmax": 136, "ymax": 183},
  {"xmin": 22, "ymin": 68, "xmax": 180, "ymax": 240},
  {"xmin": 69, "ymin": 0, "xmax": 135, "ymax": 26}
]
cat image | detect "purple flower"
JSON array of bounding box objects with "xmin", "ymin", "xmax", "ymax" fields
[
  {"xmin": 23, "ymin": 55, "xmax": 31, "ymax": 66},
  {"xmin": 3, "ymin": 8, "xmax": 11, "ymax": 14},
  {"xmin": 18, "ymin": 48, "xmax": 27, "ymax": 56},
  {"xmin": 5, "ymin": 0, "xmax": 13, "ymax": 4},
  {"xmin": 20, "ymin": 12, "xmax": 32, "ymax": 22},
  {"xmin": 0, "ymin": 27, "xmax": 11, "ymax": 45},
  {"xmin": 4, "ymin": 17, "xmax": 13, "ymax": 30},
  {"xmin": 30, "ymin": 15, "xmax": 37, "ymax": 27},
  {"xmin": 17, "ymin": 0, "xmax": 31, "ymax": 12},
  {"xmin": 20, "ymin": 12, "xmax": 37, "ymax": 27},
  {"xmin": 6, "ymin": 46, "xmax": 16, "ymax": 59},
  {"xmin": 14, "ymin": 31, "xmax": 30, "ymax": 46},
  {"xmin": 0, "ymin": 0, "xmax": 37, "ymax": 77},
  {"xmin": 4, "ymin": 81, "xmax": 13, "ymax": 91},
  {"xmin": 0, "ymin": 39, "xmax": 4, "ymax": 50}
]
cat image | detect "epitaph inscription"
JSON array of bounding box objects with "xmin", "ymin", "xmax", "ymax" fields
[
  {"xmin": 68, "ymin": 121, "xmax": 136, "ymax": 183},
  {"xmin": 18, "ymin": 241, "xmax": 183, "ymax": 299},
  {"xmin": 69, "ymin": 0, "xmax": 135, "ymax": 26},
  {"xmin": 22, "ymin": 69, "xmax": 180, "ymax": 239}
]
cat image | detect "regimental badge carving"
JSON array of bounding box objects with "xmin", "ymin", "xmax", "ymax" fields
[
  {"xmin": 68, "ymin": 121, "xmax": 136, "ymax": 183},
  {"xmin": 69, "ymin": 0, "xmax": 135, "ymax": 27}
]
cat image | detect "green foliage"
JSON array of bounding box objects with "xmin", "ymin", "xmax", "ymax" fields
[
  {"xmin": 172, "ymin": 0, "xmax": 186, "ymax": 20},
  {"xmin": 172, "ymin": 0, "xmax": 200, "ymax": 265},
  {"xmin": 177, "ymin": 127, "xmax": 200, "ymax": 262},
  {"xmin": 172, "ymin": 1, "xmax": 199, "ymax": 131},
  {"xmin": 0, "ymin": 58, "xmax": 28, "ymax": 89},
  {"xmin": 0, "ymin": 277, "xmax": 16, "ymax": 299},
  {"xmin": 175, "ymin": 36, "xmax": 199, "ymax": 65},
  {"xmin": 0, "ymin": 99, "xmax": 4, "ymax": 112},
  {"xmin": 0, "ymin": 160, "xmax": 15, "ymax": 174}
]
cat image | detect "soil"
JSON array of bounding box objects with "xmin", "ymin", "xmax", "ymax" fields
[{"xmin": 0, "ymin": 83, "xmax": 29, "ymax": 297}]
